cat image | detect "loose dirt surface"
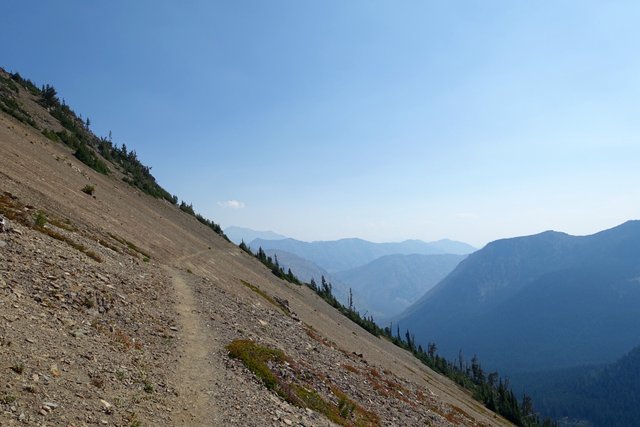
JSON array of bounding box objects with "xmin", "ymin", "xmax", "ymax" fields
[
  {"xmin": 169, "ymin": 267, "xmax": 220, "ymax": 426},
  {"xmin": 0, "ymin": 72, "xmax": 512, "ymax": 426}
]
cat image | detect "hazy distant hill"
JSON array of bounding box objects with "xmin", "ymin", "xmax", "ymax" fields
[
  {"xmin": 250, "ymin": 237, "xmax": 475, "ymax": 273},
  {"xmin": 396, "ymin": 221, "xmax": 640, "ymax": 374},
  {"xmin": 426, "ymin": 239, "xmax": 477, "ymax": 255},
  {"xmin": 334, "ymin": 254, "xmax": 466, "ymax": 322},
  {"xmin": 225, "ymin": 226, "xmax": 287, "ymax": 245}
]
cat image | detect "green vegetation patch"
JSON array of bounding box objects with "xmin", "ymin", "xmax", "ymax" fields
[
  {"xmin": 226, "ymin": 339, "xmax": 285, "ymax": 392},
  {"xmin": 226, "ymin": 339, "xmax": 378, "ymax": 426},
  {"xmin": 0, "ymin": 394, "xmax": 16, "ymax": 404}
]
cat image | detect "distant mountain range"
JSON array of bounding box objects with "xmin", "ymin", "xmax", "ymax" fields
[
  {"xmin": 334, "ymin": 254, "xmax": 466, "ymax": 323},
  {"xmin": 250, "ymin": 236, "xmax": 475, "ymax": 273},
  {"xmin": 396, "ymin": 220, "xmax": 640, "ymax": 375},
  {"xmin": 228, "ymin": 228, "xmax": 474, "ymax": 321},
  {"xmin": 264, "ymin": 249, "xmax": 466, "ymax": 322},
  {"xmin": 224, "ymin": 226, "xmax": 287, "ymax": 245}
]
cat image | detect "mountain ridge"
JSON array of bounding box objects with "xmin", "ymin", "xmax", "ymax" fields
[
  {"xmin": 397, "ymin": 220, "xmax": 640, "ymax": 374},
  {"xmin": 251, "ymin": 236, "xmax": 475, "ymax": 273}
]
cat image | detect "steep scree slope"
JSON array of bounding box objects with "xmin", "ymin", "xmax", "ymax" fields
[{"xmin": 0, "ymin": 74, "xmax": 509, "ymax": 426}]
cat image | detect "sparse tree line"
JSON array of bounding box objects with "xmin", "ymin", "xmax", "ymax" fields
[{"xmin": 240, "ymin": 242, "xmax": 556, "ymax": 427}]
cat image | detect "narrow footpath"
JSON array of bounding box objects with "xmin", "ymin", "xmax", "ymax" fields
[{"xmin": 167, "ymin": 266, "xmax": 221, "ymax": 426}]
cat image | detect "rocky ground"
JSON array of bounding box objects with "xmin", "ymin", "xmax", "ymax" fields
[
  {"xmin": 0, "ymin": 71, "xmax": 511, "ymax": 426},
  {"xmin": 0, "ymin": 213, "xmax": 176, "ymax": 426},
  {"xmin": 0, "ymin": 210, "xmax": 496, "ymax": 426}
]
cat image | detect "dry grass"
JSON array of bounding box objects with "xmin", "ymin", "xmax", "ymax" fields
[
  {"xmin": 37, "ymin": 225, "xmax": 103, "ymax": 262},
  {"xmin": 108, "ymin": 232, "xmax": 151, "ymax": 259},
  {"xmin": 0, "ymin": 191, "xmax": 32, "ymax": 225},
  {"xmin": 96, "ymin": 237, "xmax": 121, "ymax": 253},
  {"xmin": 239, "ymin": 280, "xmax": 290, "ymax": 315},
  {"xmin": 343, "ymin": 364, "xmax": 360, "ymax": 374},
  {"xmin": 304, "ymin": 325, "xmax": 339, "ymax": 350},
  {"xmin": 0, "ymin": 191, "xmax": 102, "ymax": 262},
  {"xmin": 112, "ymin": 329, "xmax": 142, "ymax": 351}
]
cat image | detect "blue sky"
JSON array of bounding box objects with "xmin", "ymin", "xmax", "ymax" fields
[{"xmin": 2, "ymin": 1, "xmax": 640, "ymax": 247}]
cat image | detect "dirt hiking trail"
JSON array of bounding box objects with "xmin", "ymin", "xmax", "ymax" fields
[{"xmin": 167, "ymin": 266, "xmax": 221, "ymax": 426}]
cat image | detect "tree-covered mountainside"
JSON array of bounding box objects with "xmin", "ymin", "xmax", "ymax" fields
[
  {"xmin": 512, "ymin": 345, "xmax": 640, "ymax": 427},
  {"xmin": 396, "ymin": 221, "xmax": 640, "ymax": 374}
]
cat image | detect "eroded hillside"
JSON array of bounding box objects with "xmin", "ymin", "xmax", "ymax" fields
[{"xmin": 0, "ymin": 70, "xmax": 510, "ymax": 426}]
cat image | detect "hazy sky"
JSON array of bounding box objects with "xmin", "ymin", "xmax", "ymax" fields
[{"xmin": 2, "ymin": 1, "xmax": 640, "ymax": 247}]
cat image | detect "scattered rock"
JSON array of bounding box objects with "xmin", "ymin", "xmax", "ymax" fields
[
  {"xmin": 100, "ymin": 399, "xmax": 113, "ymax": 414},
  {"xmin": 50, "ymin": 364, "xmax": 61, "ymax": 377}
]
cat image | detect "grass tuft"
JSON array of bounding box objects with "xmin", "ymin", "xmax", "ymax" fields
[{"xmin": 10, "ymin": 363, "xmax": 25, "ymax": 374}]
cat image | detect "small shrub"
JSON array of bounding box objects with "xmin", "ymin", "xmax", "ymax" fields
[
  {"xmin": 0, "ymin": 394, "xmax": 16, "ymax": 404},
  {"xmin": 113, "ymin": 329, "xmax": 133, "ymax": 350},
  {"xmin": 41, "ymin": 129, "xmax": 60, "ymax": 142},
  {"xmin": 10, "ymin": 363, "xmax": 24, "ymax": 374},
  {"xmin": 90, "ymin": 376, "xmax": 105, "ymax": 389},
  {"xmin": 34, "ymin": 212, "xmax": 47, "ymax": 228},
  {"xmin": 338, "ymin": 395, "xmax": 355, "ymax": 419},
  {"xmin": 81, "ymin": 184, "xmax": 95, "ymax": 195}
]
